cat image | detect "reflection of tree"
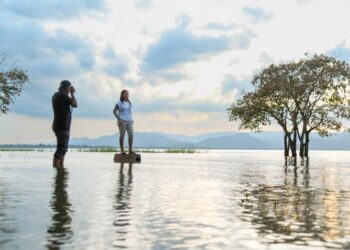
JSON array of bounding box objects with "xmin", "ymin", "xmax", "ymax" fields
[
  {"xmin": 0, "ymin": 178, "xmax": 18, "ymax": 238},
  {"xmin": 239, "ymin": 165, "xmax": 350, "ymax": 247},
  {"xmin": 113, "ymin": 163, "xmax": 133, "ymax": 247},
  {"xmin": 239, "ymin": 166, "xmax": 319, "ymax": 244},
  {"xmin": 46, "ymin": 168, "xmax": 73, "ymax": 249}
]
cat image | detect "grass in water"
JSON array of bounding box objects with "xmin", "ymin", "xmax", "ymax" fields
[
  {"xmin": 164, "ymin": 148, "xmax": 197, "ymax": 153},
  {"xmin": 79, "ymin": 148, "xmax": 198, "ymax": 153},
  {"xmin": 0, "ymin": 148, "xmax": 36, "ymax": 152},
  {"xmin": 78, "ymin": 147, "xmax": 117, "ymax": 152}
]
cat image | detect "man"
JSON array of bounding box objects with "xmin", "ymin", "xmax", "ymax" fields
[{"xmin": 52, "ymin": 80, "xmax": 78, "ymax": 168}]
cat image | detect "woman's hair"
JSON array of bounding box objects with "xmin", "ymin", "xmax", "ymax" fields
[{"xmin": 120, "ymin": 89, "xmax": 131, "ymax": 104}]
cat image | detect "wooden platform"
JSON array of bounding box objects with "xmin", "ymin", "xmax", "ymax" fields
[{"xmin": 114, "ymin": 153, "xmax": 141, "ymax": 163}]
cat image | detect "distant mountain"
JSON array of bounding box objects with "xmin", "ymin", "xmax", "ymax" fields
[
  {"xmin": 69, "ymin": 131, "xmax": 350, "ymax": 150},
  {"xmin": 1, "ymin": 131, "xmax": 349, "ymax": 150},
  {"xmin": 71, "ymin": 132, "xmax": 194, "ymax": 148},
  {"xmin": 197, "ymin": 133, "xmax": 269, "ymax": 149},
  {"xmin": 156, "ymin": 131, "xmax": 238, "ymax": 143},
  {"xmin": 311, "ymin": 133, "xmax": 350, "ymax": 150}
]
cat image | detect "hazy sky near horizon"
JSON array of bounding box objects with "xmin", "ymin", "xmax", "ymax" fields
[{"xmin": 1, "ymin": 0, "xmax": 350, "ymax": 143}]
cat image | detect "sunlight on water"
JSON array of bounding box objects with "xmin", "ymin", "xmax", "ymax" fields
[{"xmin": 0, "ymin": 150, "xmax": 350, "ymax": 249}]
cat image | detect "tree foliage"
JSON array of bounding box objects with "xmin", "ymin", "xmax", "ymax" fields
[
  {"xmin": 228, "ymin": 54, "xmax": 350, "ymax": 159},
  {"xmin": 0, "ymin": 55, "xmax": 29, "ymax": 115}
]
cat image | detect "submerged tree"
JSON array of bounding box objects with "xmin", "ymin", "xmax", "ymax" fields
[
  {"xmin": 292, "ymin": 55, "xmax": 350, "ymax": 158},
  {"xmin": 0, "ymin": 55, "xmax": 29, "ymax": 115},
  {"xmin": 228, "ymin": 62, "xmax": 301, "ymax": 159},
  {"xmin": 228, "ymin": 54, "xmax": 350, "ymax": 160}
]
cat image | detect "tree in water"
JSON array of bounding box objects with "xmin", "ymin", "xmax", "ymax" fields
[
  {"xmin": 228, "ymin": 54, "xmax": 350, "ymax": 161},
  {"xmin": 0, "ymin": 54, "xmax": 29, "ymax": 115}
]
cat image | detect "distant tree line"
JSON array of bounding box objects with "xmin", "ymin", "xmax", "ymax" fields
[{"xmin": 228, "ymin": 54, "xmax": 350, "ymax": 160}]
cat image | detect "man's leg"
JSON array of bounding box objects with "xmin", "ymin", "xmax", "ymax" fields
[
  {"xmin": 54, "ymin": 132, "xmax": 62, "ymax": 167},
  {"xmin": 52, "ymin": 139, "xmax": 61, "ymax": 168},
  {"xmin": 59, "ymin": 134, "xmax": 70, "ymax": 167},
  {"xmin": 54, "ymin": 132, "xmax": 69, "ymax": 167}
]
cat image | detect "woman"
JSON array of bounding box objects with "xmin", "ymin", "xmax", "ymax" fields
[{"xmin": 113, "ymin": 90, "xmax": 135, "ymax": 154}]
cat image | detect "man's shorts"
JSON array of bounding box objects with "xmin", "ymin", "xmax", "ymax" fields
[{"xmin": 118, "ymin": 120, "xmax": 134, "ymax": 138}]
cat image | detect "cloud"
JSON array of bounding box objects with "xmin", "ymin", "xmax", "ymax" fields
[
  {"xmin": 0, "ymin": 11, "xmax": 97, "ymax": 117},
  {"xmin": 206, "ymin": 22, "xmax": 237, "ymax": 31},
  {"xmin": 103, "ymin": 46, "xmax": 129, "ymax": 79},
  {"xmin": 134, "ymin": 98, "xmax": 224, "ymax": 113},
  {"xmin": 258, "ymin": 52, "xmax": 273, "ymax": 65},
  {"xmin": 78, "ymin": 50, "xmax": 96, "ymax": 70},
  {"xmin": 221, "ymin": 75, "xmax": 252, "ymax": 95},
  {"xmin": 327, "ymin": 43, "xmax": 350, "ymax": 62},
  {"xmin": 141, "ymin": 20, "xmax": 253, "ymax": 83},
  {"xmin": 134, "ymin": 0, "xmax": 152, "ymax": 9},
  {"xmin": 142, "ymin": 27, "xmax": 231, "ymax": 71},
  {"xmin": 1, "ymin": 0, "xmax": 106, "ymax": 20},
  {"xmin": 243, "ymin": 6, "xmax": 272, "ymax": 23},
  {"xmin": 0, "ymin": 13, "xmax": 96, "ymax": 75}
]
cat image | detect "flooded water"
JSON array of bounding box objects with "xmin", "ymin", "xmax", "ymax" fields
[{"xmin": 0, "ymin": 150, "xmax": 350, "ymax": 249}]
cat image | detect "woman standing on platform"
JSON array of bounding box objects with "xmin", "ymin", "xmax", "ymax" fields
[{"xmin": 113, "ymin": 90, "xmax": 135, "ymax": 154}]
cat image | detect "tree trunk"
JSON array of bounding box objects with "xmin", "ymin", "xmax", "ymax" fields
[
  {"xmin": 291, "ymin": 129, "xmax": 297, "ymax": 158},
  {"xmin": 305, "ymin": 131, "xmax": 310, "ymax": 158},
  {"xmin": 287, "ymin": 132, "xmax": 297, "ymax": 162},
  {"xmin": 284, "ymin": 133, "xmax": 289, "ymax": 159},
  {"xmin": 299, "ymin": 134, "xmax": 305, "ymax": 158},
  {"xmin": 299, "ymin": 122, "xmax": 307, "ymax": 159}
]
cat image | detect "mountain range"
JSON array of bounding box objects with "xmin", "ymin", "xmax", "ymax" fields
[{"xmin": 70, "ymin": 131, "xmax": 350, "ymax": 150}]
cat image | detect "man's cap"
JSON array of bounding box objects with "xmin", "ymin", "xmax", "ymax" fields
[{"xmin": 59, "ymin": 80, "xmax": 71, "ymax": 91}]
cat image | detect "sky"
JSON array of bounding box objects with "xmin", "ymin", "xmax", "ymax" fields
[{"xmin": 1, "ymin": 0, "xmax": 350, "ymax": 143}]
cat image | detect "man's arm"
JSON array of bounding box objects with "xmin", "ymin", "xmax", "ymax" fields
[{"xmin": 70, "ymin": 87, "xmax": 78, "ymax": 108}]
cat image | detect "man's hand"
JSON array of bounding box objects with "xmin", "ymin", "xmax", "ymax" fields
[
  {"xmin": 70, "ymin": 86, "xmax": 76, "ymax": 94},
  {"xmin": 69, "ymin": 86, "xmax": 78, "ymax": 108}
]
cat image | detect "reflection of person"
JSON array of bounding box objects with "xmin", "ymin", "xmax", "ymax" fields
[
  {"xmin": 113, "ymin": 90, "xmax": 134, "ymax": 154},
  {"xmin": 52, "ymin": 80, "xmax": 78, "ymax": 168},
  {"xmin": 114, "ymin": 163, "xmax": 133, "ymax": 244},
  {"xmin": 46, "ymin": 168, "xmax": 73, "ymax": 249}
]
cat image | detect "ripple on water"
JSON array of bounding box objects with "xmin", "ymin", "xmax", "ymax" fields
[{"xmin": 0, "ymin": 151, "xmax": 350, "ymax": 249}]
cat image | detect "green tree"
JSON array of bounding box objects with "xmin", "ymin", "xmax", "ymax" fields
[
  {"xmin": 291, "ymin": 55, "xmax": 350, "ymax": 158},
  {"xmin": 228, "ymin": 62, "xmax": 301, "ymax": 159},
  {"xmin": 228, "ymin": 54, "xmax": 350, "ymax": 160},
  {"xmin": 0, "ymin": 55, "xmax": 28, "ymax": 115}
]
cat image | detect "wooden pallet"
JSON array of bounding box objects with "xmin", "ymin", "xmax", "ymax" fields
[{"xmin": 114, "ymin": 153, "xmax": 141, "ymax": 163}]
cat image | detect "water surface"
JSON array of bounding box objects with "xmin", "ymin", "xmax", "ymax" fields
[{"xmin": 0, "ymin": 150, "xmax": 350, "ymax": 249}]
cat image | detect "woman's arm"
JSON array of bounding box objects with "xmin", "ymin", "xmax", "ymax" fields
[{"xmin": 113, "ymin": 104, "xmax": 120, "ymax": 120}]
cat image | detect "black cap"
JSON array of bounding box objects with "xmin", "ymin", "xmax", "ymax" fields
[{"xmin": 59, "ymin": 80, "xmax": 71, "ymax": 91}]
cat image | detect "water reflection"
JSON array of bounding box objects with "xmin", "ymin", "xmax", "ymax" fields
[
  {"xmin": 46, "ymin": 168, "xmax": 73, "ymax": 249},
  {"xmin": 239, "ymin": 165, "xmax": 350, "ymax": 248},
  {"xmin": 113, "ymin": 163, "xmax": 133, "ymax": 248}
]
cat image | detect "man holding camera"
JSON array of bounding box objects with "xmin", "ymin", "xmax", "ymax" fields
[{"xmin": 52, "ymin": 80, "xmax": 78, "ymax": 168}]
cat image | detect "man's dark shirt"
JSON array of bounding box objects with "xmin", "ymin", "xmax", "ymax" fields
[{"xmin": 52, "ymin": 91, "xmax": 73, "ymax": 132}]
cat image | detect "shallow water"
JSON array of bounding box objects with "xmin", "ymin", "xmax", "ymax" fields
[{"xmin": 0, "ymin": 150, "xmax": 350, "ymax": 249}]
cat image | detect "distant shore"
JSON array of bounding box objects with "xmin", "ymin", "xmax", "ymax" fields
[{"xmin": 0, "ymin": 146, "xmax": 199, "ymax": 153}]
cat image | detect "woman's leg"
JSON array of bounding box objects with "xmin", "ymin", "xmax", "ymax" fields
[
  {"xmin": 118, "ymin": 121, "xmax": 126, "ymax": 153},
  {"xmin": 119, "ymin": 137, "xmax": 125, "ymax": 153},
  {"xmin": 126, "ymin": 122, "xmax": 134, "ymax": 153},
  {"xmin": 128, "ymin": 136, "xmax": 133, "ymax": 153}
]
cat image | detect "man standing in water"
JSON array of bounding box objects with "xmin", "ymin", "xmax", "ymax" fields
[{"xmin": 52, "ymin": 80, "xmax": 78, "ymax": 168}]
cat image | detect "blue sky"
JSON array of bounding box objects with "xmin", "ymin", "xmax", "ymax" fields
[{"xmin": 0, "ymin": 0, "xmax": 350, "ymax": 143}]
